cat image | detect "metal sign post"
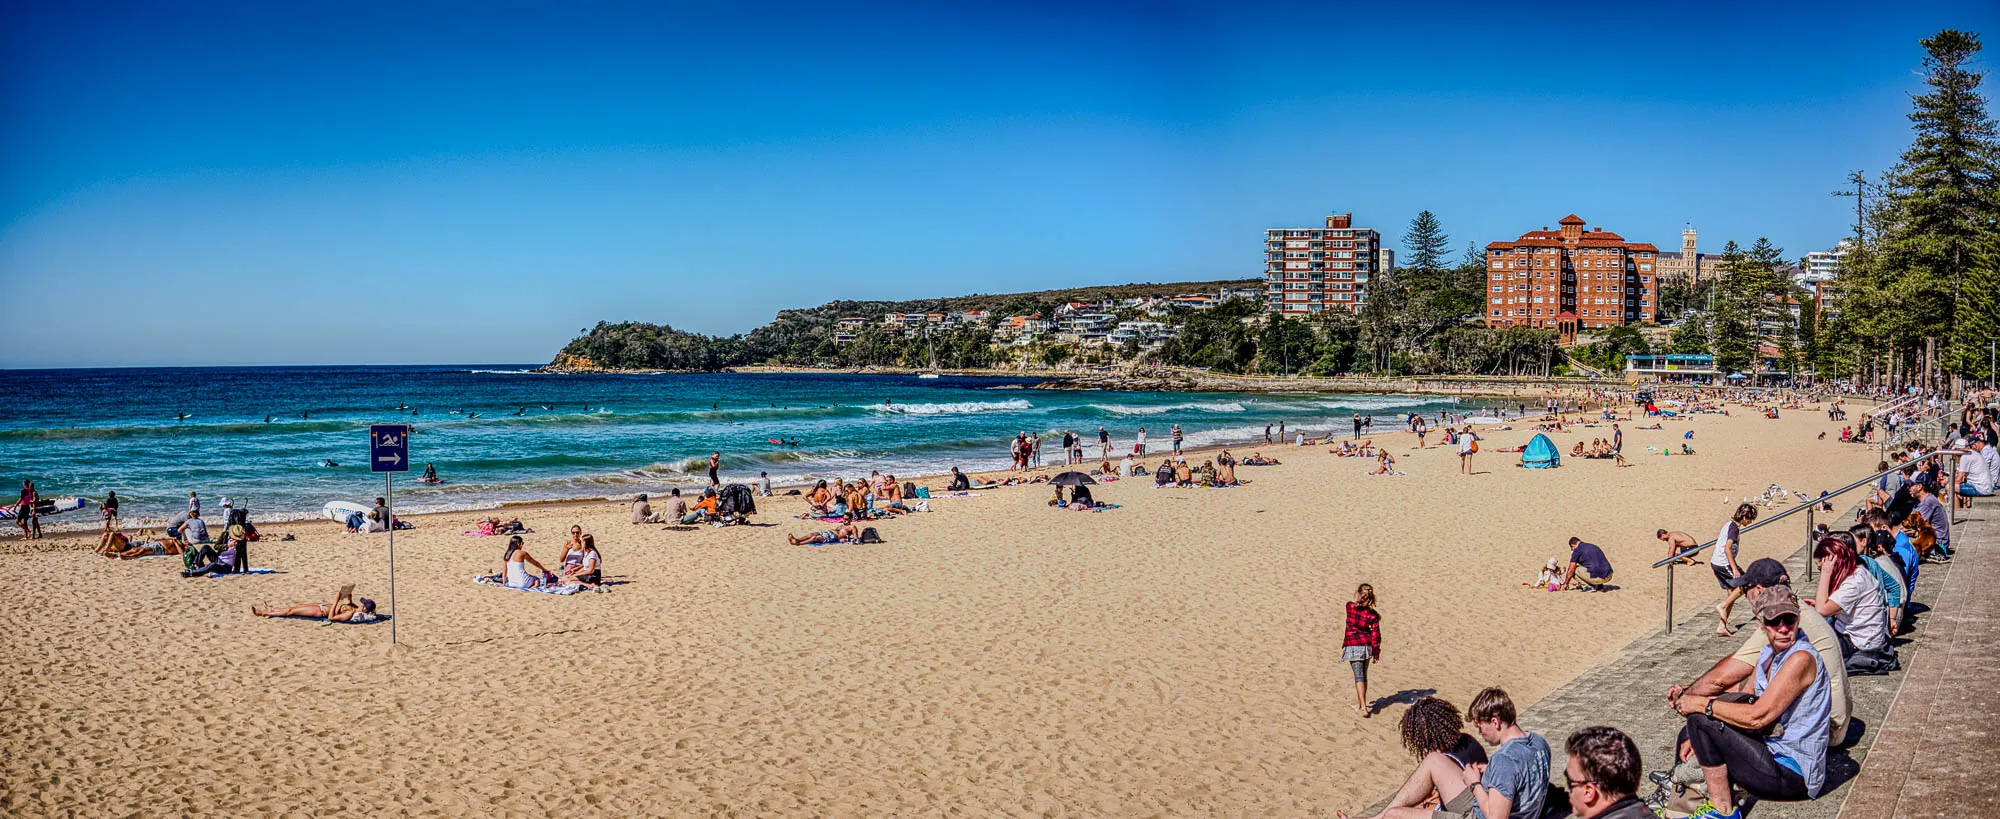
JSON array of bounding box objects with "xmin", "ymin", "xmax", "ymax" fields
[{"xmin": 370, "ymin": 425, "xmax": 410, "ymax": 644}]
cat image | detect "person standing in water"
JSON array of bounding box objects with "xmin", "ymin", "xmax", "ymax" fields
[{"xmin": 707, "ymin": 452, "xmax": 721, "ymax": 487}]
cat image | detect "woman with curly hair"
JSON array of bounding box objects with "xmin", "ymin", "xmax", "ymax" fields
[{"xmin": 1339, "ymin": 696, "xmax": 1488, "ymax": 819}]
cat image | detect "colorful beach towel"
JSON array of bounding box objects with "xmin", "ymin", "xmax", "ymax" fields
[{"xmin": 473, "ymin": 576, "xmax": 594, "ymax": 595}]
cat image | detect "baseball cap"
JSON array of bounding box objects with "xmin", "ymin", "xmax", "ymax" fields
[
  {"xmin": 1751, "ymin": 585, "xmax": 1802, "ymax": 622},
  {"xmin": 1727, "ymin": 557, "xmax": 1791, "ymax": 589}
]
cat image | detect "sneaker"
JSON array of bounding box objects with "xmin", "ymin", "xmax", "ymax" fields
[{"xmin": 1687, "ymin": 801, "xmax": 1741, "ymax": 819}]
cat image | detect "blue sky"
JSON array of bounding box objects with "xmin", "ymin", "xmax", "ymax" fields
[{"xmin": 1, "ymin": 1, "xmax": 1992, "ymax": 367}]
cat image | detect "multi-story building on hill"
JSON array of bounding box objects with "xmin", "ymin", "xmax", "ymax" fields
[
  {"xmin": 1484, "ymin": 214, "xmax": 1661, "ymax": 330},
  {"xmin": 1264, "ymin": 212, "xmax": 1380, "ymax": 315}
]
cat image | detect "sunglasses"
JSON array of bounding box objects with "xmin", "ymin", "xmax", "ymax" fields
[
  {"xmin": 1563, "ymin": 771, "xmax": 1597, "ymax": 790},
  {"xmin": 1761, "ymin": 614, "xmax": 1799, "ymax": 628}
]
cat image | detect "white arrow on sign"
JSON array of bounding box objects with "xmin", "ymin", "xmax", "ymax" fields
[{"xmin": 377, "ymin": 452, "xmax": 403, "ymax": 465}]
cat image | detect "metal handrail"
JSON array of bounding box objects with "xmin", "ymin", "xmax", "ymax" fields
[
  {"xmin": 1653, "ymin": 448, "xmax": 1957, "ymax": 633},
  {"xmin": 1652, "ymin": 449, "xmax": 1949, "ymax": 569}
]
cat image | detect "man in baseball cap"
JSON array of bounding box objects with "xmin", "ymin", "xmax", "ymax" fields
[{"xmin": 1669, "ymin": 558, "xmax": 1850, "ymax": 742}]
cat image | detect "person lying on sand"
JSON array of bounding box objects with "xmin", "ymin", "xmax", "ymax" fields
[
  {"xmin": 252, "ymin": 585, "xmax": 381, "ymax": 623},
  {"xmin": 789, "ymin": 517, "xmax": 860, "ymax": 545},
  {"xmin": 1238, "ymin": 453, "xmax": 1281, "ymax": 465},
  {"xmin": 98, "ymin": 530, "xmax": 186, "ymax": 560}
]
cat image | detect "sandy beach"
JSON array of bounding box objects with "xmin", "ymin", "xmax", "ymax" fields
[{"xmin": 0, "ymin": 399, "xmax": 1881, "ymax": 816}]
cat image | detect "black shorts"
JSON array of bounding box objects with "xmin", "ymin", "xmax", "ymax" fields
[{"xmin": 1712, "ymin": 563, "xmax": 1738, "ymax": 590}]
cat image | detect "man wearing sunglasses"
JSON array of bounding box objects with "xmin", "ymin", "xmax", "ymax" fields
[
  {"xmin": 1670, "ymin": 585, "xmax": 1833, "ymax": 819},
  {"xmin": 1562, "ymin": 726, "xmax": 1647, "ymax": 818}
]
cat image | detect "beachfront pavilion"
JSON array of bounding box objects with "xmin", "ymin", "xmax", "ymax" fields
[{"xmin": 1625, "ymin": 353, "xmax": 1720, "ymax": 383}]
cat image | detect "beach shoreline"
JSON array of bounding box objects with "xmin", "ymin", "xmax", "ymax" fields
[{"xmin": 1, "ymin": 389, "xmax": 1887, "ymax": 814}]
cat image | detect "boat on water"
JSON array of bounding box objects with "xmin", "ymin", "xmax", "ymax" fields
[{"xmin": 917, "ymin": 373, "xmax": 940, "ymax": 379}]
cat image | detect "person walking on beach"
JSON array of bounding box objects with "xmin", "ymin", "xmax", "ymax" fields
[
  {"xmin": 1029, "ymin": 433, "xmax": 1042, "ymax": 467},
  {"xmin": 1353, "ymin": 413, "xmax": 1363, "ymax": 440},
  {"xmin": 1098, "ymin": 426, "xmax": 1110, "ymax": 459},
  {"xmin": 101, "ymin": 490, "xmax": 119, "ymax": 533},
  {"xmin": 1611, "ymin": 423, "xmax": 1623, "ymax": 457},
  {"xmin": 1414, "ymin": 418, "xmax": 1428, "ymax": 449},
  {"xmin": 1136, "ymin": 427, "xmax": 1147, "ymax": 455},
  {"xmin": 1171, "ymin": 424, "xmax": 1184, "ymax": 455},
  {"xmin": 1265, "ymin": 424, "xmax": 1273, "ymax": 443},
  {"xmin": 707, "ymin": 452, "xmax": 721, "ymax": 486},
  {"xmin": 1342, "ymin": 584, "xmax": 1382, "ymax": 717},
  {"xmin": 1713, "ymin": 503, "xmax": 1758, "ymax": 635},
  {"xmin": 16, "ymin": 479, "xmax": 39, "ymax": 540},
  {"xmin": 188, "ymin": 491, "xmax": 200, "ymax": 518},
  {"xmin": 1457, "ymin": 427, "xmax": 1478, "ymax": 473}
]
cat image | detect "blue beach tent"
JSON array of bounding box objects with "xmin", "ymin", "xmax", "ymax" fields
[{"xmin": 1521, "ymin": 433, "xmax": 1561, "ymax": 469}]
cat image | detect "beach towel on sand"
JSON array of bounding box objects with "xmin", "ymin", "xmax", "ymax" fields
[
  {"xmin": 473, "ymin": 576, "xmax": 594, "ymax": 595},
  {"xmin": 208, "ymin": 568, "xmax": 279, "ymax": 578}
]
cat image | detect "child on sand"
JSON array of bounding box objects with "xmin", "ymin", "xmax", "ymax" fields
[
  {"xmin": 1342, "ymin": 584, "xmax": 1381, "ymax": 717},
  {"xmin": 1529, "ymin": 558, "xmax": 1564, "ymax": 591}
]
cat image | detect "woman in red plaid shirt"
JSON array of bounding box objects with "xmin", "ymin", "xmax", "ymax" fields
[{"xmin": 1343, "ymin": 583, "xmax": 1382, "ymax": 717}]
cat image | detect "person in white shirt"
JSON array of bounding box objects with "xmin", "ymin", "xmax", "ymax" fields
[
  {"xmin": 1711, "ymin": 503, "xmax": 1757, "ymax": 636},
  {"xmin": 755, "ymin": 471, "xmax": 773, "ymax": 497},
  {"xmin": 1120, "ymin": 454, "xmax": 1135, "ymax": 477},
  {"xmin": 1957, "ymin": 439, "xmax": 1994, "ymax": 501}
]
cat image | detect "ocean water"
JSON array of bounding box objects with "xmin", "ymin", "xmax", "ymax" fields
[{"xmin": 0, "ymin": 366, "xmax": 1492, "ymax": 529}]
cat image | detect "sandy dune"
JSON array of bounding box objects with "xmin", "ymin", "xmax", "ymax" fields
[{"xmin": 0, "ymin": 402, "xmax": 1878, "ymax": 815}]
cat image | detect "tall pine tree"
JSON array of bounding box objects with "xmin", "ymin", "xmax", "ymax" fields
[
  {"xmin": 1851, "ymin": 30, "xmax": 1999, "ymax": 385},
  {"xmin": 1403, "ymin": 211, "xmax": 1450, "ymax": 274}
]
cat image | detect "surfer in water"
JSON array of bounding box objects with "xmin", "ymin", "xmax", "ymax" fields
[
  {"xmin": 175, "ymin": 411, "xmax": 189, "ymax": 422},
  {"xmin": 421, "ymin": 463, "xmax": 440, "ymax": 483},
  {"xmin": 515, "ymin": 407, "xmax": 526, "ymax": 416},
  {"xmin": 324, "ymin": 459, "xmax": 339, "ymax": 468},
  {"xmin": 467, "ymin": 412, "xmax": 480, "ymax": 419},
  {"xmin": 264, "ymin": 414, "xmax": 273, "ymax": 423}
]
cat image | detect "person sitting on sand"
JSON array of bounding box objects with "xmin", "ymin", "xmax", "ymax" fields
[
  {"xmin": 562, "ymin": 535, "xmax": 602, "ymax": 587},
  {"xmin": 181, "ymin": 537, "xmax": 241, "ymax": 578},
  {"xmin": 1120, "ymin": 454, "xmax": 1136, "ymax": 476},
  {"xmin": 1682, "ymin": 442, "xmax": 1697, "ymax": 455},
  {"xmin": 253, "ymin": 585, "xmax": 381, "ymax": 623},
  {"xmin": 1338, "ymin": 695, "xmax": 1488, "ymax": 819},
  {"xmin": 1174, "ymin": 459, "xmax": 1194, "ymax": 487},
  {"xmin": 1571, "ymin": 441, "xmax": 1588, "ymax": 458},
  {"xmin": 806, "ymin": 481, "xmax": 834, "ymax": 515},
  {"xmin": 1195, "ymin": 460, "xmax": 1217, "ymax": 486},
  {"xmin": 502, "ymin": 535, "xmax": 553, "ymax": 589},
  {"xmin": 1530, "ymin": 558, "xmax": 1564, "ymax": 591},
  {"xmin": 947, "ymin": 468, "xmax": 971, "ymax": 492},
  {"xmin": 1369, "ymin": 450, "xmax": 1399, "ymax": 476},
  {"xmin": 1154, "ymin": 459, "xmax": 1176, "ymax": 487},
  {"xmin": 1331, "ymin": 440, "xmax": 1360, "ymax": 457},
  {"xmin": 789, "ymin": 516, "xmax": 861, "ymax": 545},
  {"xmin": 1216, "ymin": 453, "xmax": 1238, "ymax": 486},
  {"xmin": 682, "ymin": 490, "xmax": 721, "ymax": 525},
  {"xmin": 633, "ymin": 494, "xmax": 665, "ymax": 524}
]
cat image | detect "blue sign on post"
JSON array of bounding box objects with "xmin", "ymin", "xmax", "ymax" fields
[{"xmin": 370, "ymin": 425, "xmax": 410, "ymax": 473}]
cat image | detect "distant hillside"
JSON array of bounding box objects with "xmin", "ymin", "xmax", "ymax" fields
[{"xmin": 547, "ymin": 278, "xmax": 1263, "ymax": 371}]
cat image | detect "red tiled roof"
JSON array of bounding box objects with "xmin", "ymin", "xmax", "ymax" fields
[
  {"xmin": 1556, "ymin": 311, "xmax": 1578, "ymax": 319},
  {"xmin": 1559, "ymin": 214, "xmax": 1586, "ymax": 225}
]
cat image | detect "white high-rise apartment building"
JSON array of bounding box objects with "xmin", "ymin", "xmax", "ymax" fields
[{"xmin": 1797, "ymin": 239, "xmax": 1852, "ymax": 287}]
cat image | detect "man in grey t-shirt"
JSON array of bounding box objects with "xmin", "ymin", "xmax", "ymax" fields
[
  {"xmin": 1458, "ymin": 687, "xmax": 1549, "ymax": 819},
  {"xmin": 1912, "ymin": 483, "xmax": 1950, "ymax": 556}
]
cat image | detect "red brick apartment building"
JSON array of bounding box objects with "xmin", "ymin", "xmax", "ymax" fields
[
  {"xmin": 1484, "ymin": 215, "xmax": 1661, "ymax": 330},
  {"xmin": 1264, "ymin": 213, "xmax": 1380, "ymax": 315}
]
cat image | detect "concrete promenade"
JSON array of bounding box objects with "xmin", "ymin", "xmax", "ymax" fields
[{"xmin": 1497, "ymin": 504, "xmax": 1990, "ymax": 818}]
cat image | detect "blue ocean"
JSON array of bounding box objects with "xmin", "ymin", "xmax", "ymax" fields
[{"xmin": 0, "ymin": 366, "xmax": 1488, "ymax": 528}]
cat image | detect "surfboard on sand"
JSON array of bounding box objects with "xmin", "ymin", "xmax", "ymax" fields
[
  {"xmin": 322, "ymin": 501, "xmax": 370, "ymax": 523},
  {"xmin": 0, "ymin": 497, "xmax": 89, "ymax": 519}
]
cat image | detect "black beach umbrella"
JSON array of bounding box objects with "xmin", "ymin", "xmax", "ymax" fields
[{"xmin": 1050, "ymin": 471, "xmax": 1096, "ymax": 487}]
